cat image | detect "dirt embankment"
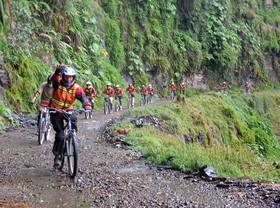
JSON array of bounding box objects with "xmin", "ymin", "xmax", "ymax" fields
[{"xmin": 0, "ymin": 99, "xmax": 279, "ymax": 207}]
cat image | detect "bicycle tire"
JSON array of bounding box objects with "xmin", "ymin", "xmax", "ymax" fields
[
  {"xmin": 44, "ymin": 123, "xmax": 51, "ymax": 141},
  {"xmin": 104, "ymin": 102, "xmax": 109, "ymax": 114},
  {"xmin": 85, "ymin": 111, "xmax": 89, "ymax": 119},
  {"xmin": 115, "ymin": 100, "xmax": 119, "ymax": 112},
  {"xmin": 38, "ymin": 117, "xmax": 45, "ymax": 145},
  {"xmin": 67, "ymin": 133, "xmax": 78, "ymax": 178}
]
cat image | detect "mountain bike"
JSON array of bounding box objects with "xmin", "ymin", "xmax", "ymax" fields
[
  {"xmin": 170, "ymin": 90, "xmax": 176, "ymax": 100},
  {"xmin": 147, "ymin": 93, "xmax": 153, "ymax": 104},
  {"xmin": 140, "ymin": 95, "xmax": 147, "ymax": 106},
  {"xmin": 115, "ymin": 97, "xmax": 121, "ymax": 112},
  {"xmin": 104, "ymin": 95, "xmax": 112, "ymax": 114},
  {"xmin": 49, "ymin": 108, "xmax": 84, "ymax": 179},
  {"xmin": 243, "ymin": 88, "xmax": 250, "ymax": 94},
  {"xmin": 85, "ymin": 98, "xmax": 94, "ymax": 119},
  {"xmin": 127, "ymin": 94, "xmax": 133, "ymax": 108},
  {"xmin": 35, "ymin": 103, "xmax": 52, "ymax": 145}
]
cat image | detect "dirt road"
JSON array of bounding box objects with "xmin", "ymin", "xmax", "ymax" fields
[{"xmin": 0, "ymin": 100, "xmax": 279, "ymax": 207}]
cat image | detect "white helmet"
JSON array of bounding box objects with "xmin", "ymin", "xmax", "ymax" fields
[
  {"xmin": 223, "ymin": 81, "xmax": 226, "ymax": 84},
  {"xmin": 86, "ymin": 81, "xmax": 92, "ymax": 85},
  {"xmin": 246, "ymin": 81, "xmax": 248, "ymax": 84},
  {"xmin": 182, "ymin": 82, "xmax": 185, "ymax": 85},
  {"xmin": 148, "ymin": 84, "xmax": 152, "ymax": 87},
  {"xmin": 172, "ymin": 82, "xmax": 174, "ymax": 85},
  {"xmin": 142, "ymin": 85, "xmax": 145, "ymax": 88},
  {"xmin": 107, "ymin": 83, "xmax": 111, "ymax": 86},
  {"xmin": 62, "ymin": 66, "xmax": 76, "ymax": 87},
  {"xmin": 116, "ymin": 84, "xmax": 120, "ymax": 88}
]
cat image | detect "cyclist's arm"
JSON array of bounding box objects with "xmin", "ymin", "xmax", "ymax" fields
[{"xmin": 76, "ymin": 87, "xmax": 91, "ymax": 108}]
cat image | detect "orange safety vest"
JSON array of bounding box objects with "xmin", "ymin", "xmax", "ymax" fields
[
  {"xmin": 50, "ymin": 83, "xmax": 79, "ymax": 110},
  {"xmin": 182, "ymin": 84, "xmax": 186, "ymax": 90}
]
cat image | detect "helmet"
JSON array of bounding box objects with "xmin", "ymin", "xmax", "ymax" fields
[
  {"xmin": 142, "ymin": 85, "xmax": 145, "ymax": 88},
  {"xmin": 223, "ymin": 82, "xmax": 226, "ymax": 84},
  {"xmin": 107, "ymin": 83, "xmax": 111, "ymax": 87},
  {"xmin": 182, "ymin": 82, "xmax": 185, "ymax": 85},
  {"xmin": 148, "ymin": 84, "xmax": 151, "ymax": 87},
  {"xmin": 86, "ymin": 81, "xmax": 92, "ymax": 85},
  {"xmin": 47, "ymin": 74, "xmax": 52, "ymax": 84},
  {"xmin": 128, "ymin": 83, "xmax": 132, "ymax": 86},
  {"xmin": 116, "ymin": 84, "xmax": 120, "ymax": 88},
  {"xmin": 246, "ymin": 81, "xmax": 248, "ymax": 84},
  {"xmin": 172, "ymin": 82, "xmax": 174, "ymax": 85},
  {"xmin": 47, "ymin": 74, "xmax": 53, "ymax": 87},
  {"xmin": 62, "ymin": 67, "xmax": 76, "ymax": 87}
]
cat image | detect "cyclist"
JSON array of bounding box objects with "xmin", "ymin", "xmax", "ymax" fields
[
  {"xmin": 31, "ymin": 74, "xmax": 54, "ymax": 127},
  {"xmin": 147, "ymin": 84, "xmax": 155, "ymax": 103},
  {"xmin": 125, "ymin": 83, "xmax": 136, "ymax": 107},
  {"xmin": 221, "ymin": 81, "xmax": 227, "ymax": 94},
  {"xmin": 244, "ymin": 81, "xmax": 250, "ymax": 94},
  {"xmin": 114, "ymin": 84, "xmax": 123, "ymax": 110},
  {"xmin": 169, "ymin": 82, "xmax": 176, "ymax": 99},
  {"xmin": 181, "ymin": 82, "xmax": 186, "ymax": 95},
  {"xmin": 50, "ymin": 66, "xmax": 91, "ymax": 168},
  {"xmin": 101, "ymin": 83, "xmax": 115, "ymax": 112},
  {"xmin": 139, "ymin": 85, "xmax": 148, "ymax": 105},
  {"xmin": 83, "ymin": 81, "xmax": 97, "ymax": 110}
]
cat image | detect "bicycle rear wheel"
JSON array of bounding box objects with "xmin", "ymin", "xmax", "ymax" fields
[
  {"xmin": 38, "ymin": 117, "xmax": 45, "ymax": 145},
  {"xmin": 66, "ymin": 133, "xmax": 78, "ymax": 178}
]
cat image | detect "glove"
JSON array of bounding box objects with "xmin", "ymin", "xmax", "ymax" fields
[
  {"xmin": 84, "ymin": 106, "xmax": 92, "ymax": 111},
  {"xmin": 55, "ymin": 65, "xmax": 63, "ymax": 75}
]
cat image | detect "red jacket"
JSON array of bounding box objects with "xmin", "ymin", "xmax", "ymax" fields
[
  {"xmin": 169, "ymin": 84, "xmax": 176, "ymax": 91},
  {"xmin": 114, "ymin": 88, "xmax": 123, "ymax": 96},
  {"xmin": 125, "ymin": 86, "xmax": 136, "ymax": 95},
  {"xmin": 181, "ymin": 84, "xmax": 186, "ymax": 90},
  {"xmin": 147, "ymin": 87, "xmax": 155, "ymax": 94},
  {"xmin": 102, "ymin": 88, "xmax": 115, "ymax": 97},
  {"xmin": 83, "ymin": 87, "xmax": 97, "ymax": 98},
  {"xmin": 139, "ymin": 88, "xmax": 148, "ymax": 95}
]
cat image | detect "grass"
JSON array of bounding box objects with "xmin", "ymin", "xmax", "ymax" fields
[{"xmin": 112, "ymin": 90, "xmax": 280, "ymax": 182}]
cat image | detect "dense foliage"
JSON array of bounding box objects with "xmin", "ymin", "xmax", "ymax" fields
[{"xmin": 114, "ymin": 91, "xmax": 280, "ymax": 181}]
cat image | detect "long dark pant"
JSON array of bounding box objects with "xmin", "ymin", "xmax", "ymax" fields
[
  {"xmin": 50, "ymin": 112, "xmax": 77, "ymax": 156},
  {"xmin": 116, "ymin": 96, "xmax": 123, "ymax": 106}
]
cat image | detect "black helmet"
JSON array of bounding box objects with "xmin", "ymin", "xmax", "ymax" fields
[{"xmin": 47, "ymin": 74, "xmax": 53, "ymax": 84}]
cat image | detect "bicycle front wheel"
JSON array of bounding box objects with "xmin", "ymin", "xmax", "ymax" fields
[
  {"xmin": 38, "ymin": 117, "xmax": 45, "ymax": 145},
  {"xmin": 85, "ymin": 111, "xmax": 89, "ymax": 119},
  {"xmin": 66, "ymin": 133, "xmax": 78, "ymax": 178},
  {"xmin": 104, "ymin": 102, "xmax": 109, "ymax": 114}
]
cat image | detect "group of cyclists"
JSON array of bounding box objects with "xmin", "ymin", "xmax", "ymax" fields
[
  {"xmin": 220, "ymin": 81, "xmax": 251, "ymax": 94},
  {"xmin": 31, "ymin": 64, "xmax": 252, "ymax": 172}
]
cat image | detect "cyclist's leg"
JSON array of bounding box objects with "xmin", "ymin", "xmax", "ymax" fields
[
  {"xmin": 70, "ymin": 113, "xmax": 78, "ymax": 132},
  {"xmin": 50, "ymin": 113, "xmax": 65, "ymax": 167},
  {"xmin": 132, "ymin": 94, "xmax": 135, "ymax": 107},
  {"xmin": 119, "ymin": 96, "xmax": 123, "ymax": 109}
]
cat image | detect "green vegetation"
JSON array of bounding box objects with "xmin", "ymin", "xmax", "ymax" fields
[
  {"xmin": 1, "ymin": 0, "xmax": 280, "ymax": 129},
  {"xmin": 112, "ymin": 91, "xmax": 280, "ymax": 181}
]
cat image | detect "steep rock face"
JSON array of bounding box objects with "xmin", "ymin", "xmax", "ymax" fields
[
  {"xmin": 0, "ymin": 52, "xmax": 9, "ymax": 98},
  {"xmin": 0, "ymin": 52, "xmax": 9, "ymax": 88},
  {"xmin": 265, "ymin": 56, "xmax": 278, "ymax": 82},
  {"xmin": 183, "ymin": 72, "xmax": 209, "ymax": 90}
]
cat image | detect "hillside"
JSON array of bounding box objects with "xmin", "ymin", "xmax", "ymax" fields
[{"xmin": 1, "ymin": 0, "xmax": 280, "ymax": 126}]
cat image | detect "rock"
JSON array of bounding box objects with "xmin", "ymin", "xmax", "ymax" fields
[
  {"xmin": 183, "ymin": 134, "xmax": 193, "ymax": 144},
  {"xmin": 196, "ymin": 132, "xmax": 205, "ymax": 145},
  {"xmin": 199, "ymin": 165, "xmax": 218, "ymax": 180},
  {"xmin": 216, "ymin": 182, "xmax": 230, "ymax": 188}
]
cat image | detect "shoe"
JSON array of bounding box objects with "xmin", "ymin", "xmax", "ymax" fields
[{"xmin": 53, "ymin": 156, "xmax": 61, "ymax": 169}]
